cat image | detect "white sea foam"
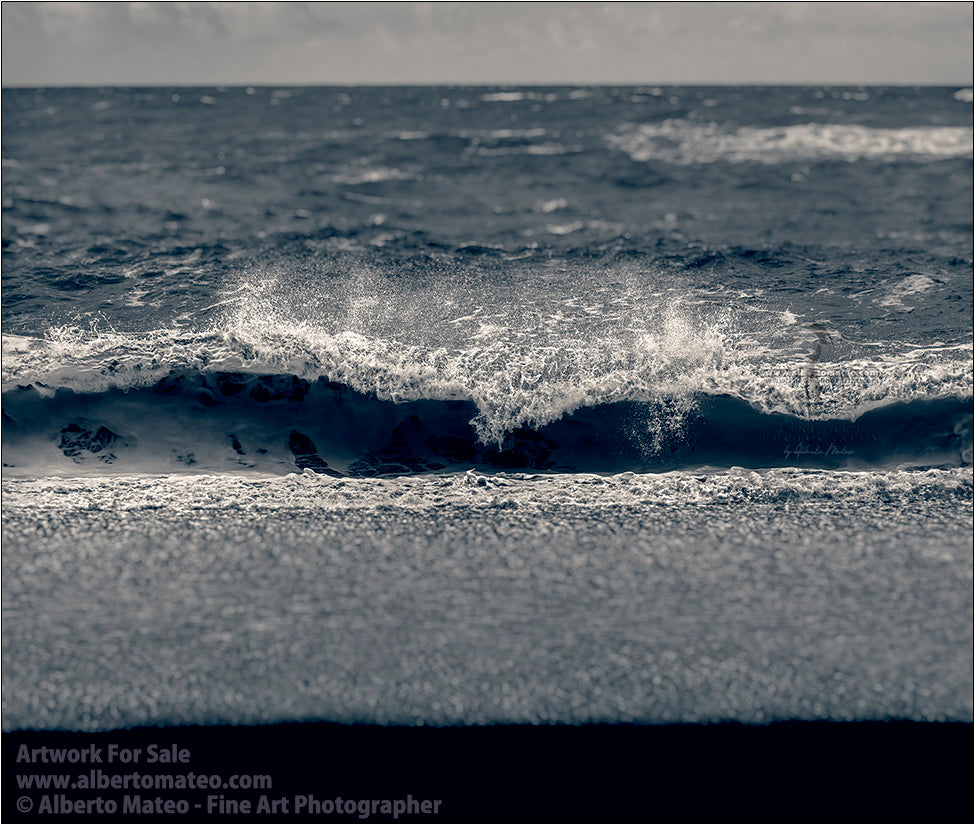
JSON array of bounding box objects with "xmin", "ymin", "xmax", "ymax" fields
[
  {"xmin": 609, "ymin": 120, "xmax": 974, "ymax": 164},
  {"xmin": 534, "ymin": 198, "xmax": 568, "ymax": 213},
  {"xmin": 481, "ymin": 91, "xmax": 528, "ymax": 102},
  {"xmin": 332, "ymin": 166, "xmax": 417, "ymax": 184},
  {"xmin": 488, "ymin": 128, "xmax": 548, "ymax": 139},
  {"xmin": 878, "ymin": 273, "xmax": 943, "ymax": 310},
  {"xmin": 3, "ymin": 467, "xmax": 971, "ymax": 513}
]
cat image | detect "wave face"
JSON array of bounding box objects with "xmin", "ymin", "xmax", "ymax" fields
[{"xmin": 3, "ymin": 323, "xmax": 971, "ymax": 476}]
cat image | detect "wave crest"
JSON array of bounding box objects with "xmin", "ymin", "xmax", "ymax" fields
[
  {"xmin": 2, "ymin": 317, "xmax": 972, "ymax": 457},
  {"xmin": 2, "ymin": 312, "xmax": 731, "ymax": 445},
  {"xmin": 609, "ymin": 120, "xmax": 975, "ymax": 164}
]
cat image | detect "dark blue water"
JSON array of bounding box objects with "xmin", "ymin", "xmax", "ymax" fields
[
  {"xmin": 2, "ymin": 85, "xmax": 973, "ymax": 474},
  {"xmin": 3, "ymin": 85, "xmax": 973, "ymax": 333}
]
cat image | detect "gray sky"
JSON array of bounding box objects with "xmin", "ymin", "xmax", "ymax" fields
[{"xmin": 2, "ymin": 1, "xmax": 972, "ymax": 86}]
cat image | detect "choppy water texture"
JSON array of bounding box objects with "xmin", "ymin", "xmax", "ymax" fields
[{"xmin": 1, "ymin": 86, "xmax": 973, "ymax": 729}]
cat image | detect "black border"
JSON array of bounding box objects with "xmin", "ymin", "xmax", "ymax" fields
[{"xmin": 4, "ymin": 720, "xmax": 973, "ymax": 823}]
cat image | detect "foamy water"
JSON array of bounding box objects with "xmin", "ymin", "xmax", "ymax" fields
[{"xmin": 609, "ymin": 121, "xmax": 974, "ymax": 164}]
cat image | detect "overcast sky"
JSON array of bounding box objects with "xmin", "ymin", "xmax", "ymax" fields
[{"xmin": 2, "ymin": 2, "xmax": 972, "ymax": 86}]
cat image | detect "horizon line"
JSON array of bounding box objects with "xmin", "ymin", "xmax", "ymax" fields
[{"xmin": 3, "ymin": 81, "xmax": 973, "ymax": 90}]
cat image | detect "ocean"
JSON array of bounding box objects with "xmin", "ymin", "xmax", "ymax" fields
[{"xmin": 2, "ymin": 84, "xmax": 973, "ymax": 746}]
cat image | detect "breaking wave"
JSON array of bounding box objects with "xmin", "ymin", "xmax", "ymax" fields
[
  {"xmin": 2, "ymin": 322, "xmax": 971, "ymax": 477},
  {"xmin": 609, "ymin": 121, "xmax": 975, "ymax": 164}
]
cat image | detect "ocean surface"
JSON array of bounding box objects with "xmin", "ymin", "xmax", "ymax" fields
[{"xmin": 2, "ymin": 85, "xmax": 973, "ymax": 731}]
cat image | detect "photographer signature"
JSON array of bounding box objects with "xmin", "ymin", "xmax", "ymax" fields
[{"xmin": 783, "ymin": 442, "xmax": 855, "ymax": 460}]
